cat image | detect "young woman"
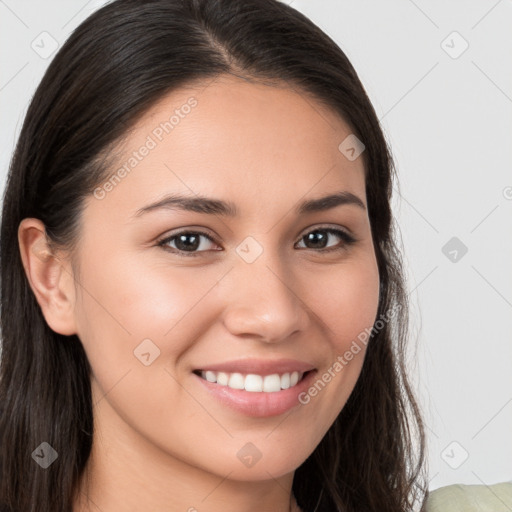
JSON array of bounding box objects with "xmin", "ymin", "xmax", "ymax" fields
[{"xmin": 0, "ymin": 0, "xmax": 429, "ymax": 510}]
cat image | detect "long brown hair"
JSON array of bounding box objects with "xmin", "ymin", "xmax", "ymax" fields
[{"xmin": 0, "ymin": 1, "xmax": 429, "ymax": 510}]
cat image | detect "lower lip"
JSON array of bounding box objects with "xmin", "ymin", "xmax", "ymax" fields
[{"xmin": 192, "ymin": 370, "xmax": 317, "ymax": 418}]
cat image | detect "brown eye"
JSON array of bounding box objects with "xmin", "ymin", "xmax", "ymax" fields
[
  {"xmin": 157, "ymin": 230, "xmax": 219, "ymax": 257},
  {"xmin": 157, "ymin": 226, "xmax": 357, "ymax": 258},
  {"xmin": 296, "ymin": 227, "xmax": 357, "ymax": 253}
]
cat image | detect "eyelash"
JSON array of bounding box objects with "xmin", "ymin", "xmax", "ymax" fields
[{"xmin": 156, "ymin": 226, "xmax": 358, "ymax": 258}]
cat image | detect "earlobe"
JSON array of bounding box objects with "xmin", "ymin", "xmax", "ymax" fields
[{"xmin": 18, "ymin": 218, "xmax": 78, "ymax": 336}]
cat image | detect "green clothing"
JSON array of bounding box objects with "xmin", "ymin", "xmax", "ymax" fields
[{"xmin": 425, "ymin": 482, "xmax": 512, "ymax": 511}]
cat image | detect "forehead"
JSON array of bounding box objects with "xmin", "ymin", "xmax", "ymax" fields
[{"xmin": 88, "ymin": 74, "xmax": 367, "ymax": 220}]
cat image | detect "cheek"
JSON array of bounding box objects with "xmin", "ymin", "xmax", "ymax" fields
[
  {"xmin": 73, "ymin": 250, "xmax": 228, "ymax": 391},
  {"xmin": 296, "ymin": 254, "xmax": 380, "ymax": 437},
  {"xmin": 76, "ymin": 250, "xmax": 210, "ymax": 342},
  {"xmin": 310, "ymin": 254, "xmax": 381, "ymax": 349}
]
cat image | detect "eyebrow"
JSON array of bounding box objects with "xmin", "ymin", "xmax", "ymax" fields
[{"xmin": 133, "ymin": 190, "xmax": 366, "ymax": 218}]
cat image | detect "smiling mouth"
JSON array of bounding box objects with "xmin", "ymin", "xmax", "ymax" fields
[{"xmin": 193, "ymin": 369, "xmax": 314, "ymax": 393}]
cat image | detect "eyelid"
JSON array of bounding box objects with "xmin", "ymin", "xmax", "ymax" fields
[
  {"xmin": 156, "ymin": 224, "xmax": 358, "ymax": 256},
  {"xmin": 294, "ymin": 224, "xmax": 358, "ymax": 251},
  {"xmin": 298, "ymin": 223, "xmax": 356, "ymax": 241},
  {"xmin": 157, "ymin": 228, "xmax": 218, "ymax": 248}
]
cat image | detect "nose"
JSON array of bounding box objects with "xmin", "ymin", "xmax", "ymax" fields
[{"xmin": 221, "ymin": 248, "xmax": 310, "ymax": 343}]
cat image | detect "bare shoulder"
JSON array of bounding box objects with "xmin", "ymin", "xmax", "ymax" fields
[{"xmin": 424, "ymin": 482, "xmax": 512, "ymax": 512}]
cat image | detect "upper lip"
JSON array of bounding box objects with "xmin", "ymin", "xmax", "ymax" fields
[{"xmin": 194, "ymin": 358, "xmax": 316, "ymax": 376}]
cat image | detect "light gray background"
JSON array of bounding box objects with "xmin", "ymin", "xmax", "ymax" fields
[{"xmin": 1, "ymin": 0, "xmax": 511, "ymax": 492}]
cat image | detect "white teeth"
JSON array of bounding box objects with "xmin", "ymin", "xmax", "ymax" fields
[
  {"xmin": 205, "ymin": 371, "xmax": 217, "ymax": 383},
  {"xmin": 217, "ymin": 372, "xmax": 229, "ymax": 386},
  {"xmin": 281, "ymin": 372, "xmax": 291, "ymax": 389},
  {"xmin": 199, "ymin": 370, "xmax": 304, "ymax": 392},
  {"xmin": 245, "ymin": 374, "xmax": 263, "ymax": 392},
  {"xmin": 228, "ymin": 372, "xmax": 245, "ymax": 390},
  {"xmin": 262, "ymin": 374, "xmax": 281, "ymax": 392}
]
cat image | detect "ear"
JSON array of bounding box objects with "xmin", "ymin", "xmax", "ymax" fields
[{"xmin": 18, "ymin": 218, "xmax": 78, "ymax": 336}]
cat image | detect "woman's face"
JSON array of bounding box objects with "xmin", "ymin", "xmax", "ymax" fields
[{"xmin": 71, "ymin": 74, "xmax": 380, "ymax": 481}]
